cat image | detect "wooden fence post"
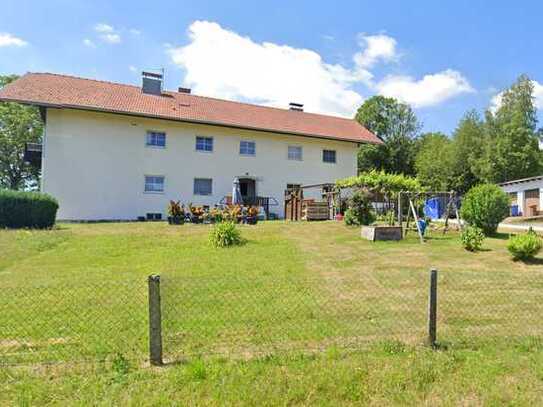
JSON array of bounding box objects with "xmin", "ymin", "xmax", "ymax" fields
[
  {"xmin": 428, "ymin": 268, "xmax": 438, "ymax": 348},
  {"xmin": 148, "ymin": 274, "xmax": 163, "ymax": 365}
]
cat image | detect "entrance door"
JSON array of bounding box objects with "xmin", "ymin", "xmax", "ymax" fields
[{"xmin": 238, "ymin": 178, "xmax": 256, "ymax": 205}]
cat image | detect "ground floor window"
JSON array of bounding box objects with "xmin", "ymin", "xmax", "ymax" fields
[
  {"xmin": 194, "ymin": 178, "xmax": 213, "ymax": 195},
  {"xmin": 144, "ymin": 175, "xmax": 164, "ymax": 193}
]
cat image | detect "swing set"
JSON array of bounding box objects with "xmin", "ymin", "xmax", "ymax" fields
[{"xmin": 398, "ymin": 191, "xmax": 463, "ymax": 243}]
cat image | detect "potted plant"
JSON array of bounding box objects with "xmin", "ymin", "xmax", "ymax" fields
[
  {"xmin": 188, "ymin": 204, "xmax": 204, "ymax": 224},
  {"xmin": 167, "ymin": 200, "xmax": 185, "ymax": 225},
  {"xmin": 227, "ymin": 205, "xmax": 242, "ymax": 223},
  {"xmin": 246, "ymin": 206, "xmax": 259, "ymax": 225}
]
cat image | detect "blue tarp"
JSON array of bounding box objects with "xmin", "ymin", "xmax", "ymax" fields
[{"xmin": 424, "ymin": 197, "xmax": 442, "ymax": 219}]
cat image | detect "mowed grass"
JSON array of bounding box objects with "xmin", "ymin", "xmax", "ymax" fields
[{"xmin": 2, "ymin": 221, "xmax": 543, "ymax": 405}]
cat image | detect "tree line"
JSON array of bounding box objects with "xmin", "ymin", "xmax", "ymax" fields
[{"xmin": 356, "ymin": 74, "xmax": 543, "ymax": 193}]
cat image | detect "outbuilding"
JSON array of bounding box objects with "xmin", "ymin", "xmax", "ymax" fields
[{"xmin": 499, "ymin": 175, "xmax": 543, "ymax": 217}]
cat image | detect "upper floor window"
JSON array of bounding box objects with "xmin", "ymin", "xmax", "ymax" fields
[
  {"xmin": 194, "ymin": 178, "xmax": 213, "ymax": 195},
  {"xmin": 196, "ymin": 136, "xmax": 213, "ymax": 152},
  {"xmin": 240, "ymin": 140, "xmax": 256, "ymax": 156},
  {"xmin": 323, "ymin": 149, "xmax": 336, "ymax": 164},
  {"xmin": 288, "ymin": 146, "xmax": 303, "ymax": 161},
  {"xmin": 146, "ymin": 131, "xmax": 166, "ymax": 148},
  {"xmin": 144, "ymin": 175, "xmax": 165, "ymax": 193}
]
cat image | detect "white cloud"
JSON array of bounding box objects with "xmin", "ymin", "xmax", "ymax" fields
[
  {"xmin": 129, "ymin": 28, "xmax": 141, "ymax": 36},
  {"xmin": 168, "ymin": 20, "xmax": 363, "ymax": 117},
  {"xmin": 0, "ymin": 33, "xmax": 28, "ymax": 47},
  {"xmin": 83, "ymin": 38, "xmax": 96, "ymax": 48},
  {"xmin": 534, "ymin": 81, "xmax": 543, "ymax": 109},
  {"xmin": 490, "ymin": 80, "xmax": 543, "ymax": 113},
  {"xmin": 101, "ymin": 33, "xmax": 121, "ymax": 44},
  {"xmin": 128, "ymin": 65, "xmax": 138, "ymax": 73},
  {"xmin": 168, "ymin": 20, "xmax": 473, "ymax": 116},
  {"xmin": 375, "ymin": 69, "xmax": 474, "ymax": 108},
  {"xmin": 94, "ymin": 23, "xmax": 114, "ymax": 33},
  {"xmin": 354, "ymin": 34, "xmax": 398, "ymax": 69},
  {"xmin": 94, "ymin": 23, "xmax": 121, "ymax": 44}
]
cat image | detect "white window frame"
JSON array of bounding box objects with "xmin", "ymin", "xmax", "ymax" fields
[
  {"xmin": 193, "ymin": 178, "xmax": 213, "ymax": 196},
  {"xmin": 144, "ymin": 175, "xmax": 165, "ymax": 194},
  {"xmin": 239, "ymin": 140, "xmax": 256, "ymax": 156},
  {"xmin": 195, "ymin": 136, "xmax": 213, "ymax": 153},
  {"xmin": 322, "ymin": 149, "xmax": 337, "ymax": 164},
  {"xmin": 145, "ymin": 131, "xmax": 166, "ymax": 148},
  {"xmin": 288, "ymin": 145, "xmax": 303, "ymax": 161}
]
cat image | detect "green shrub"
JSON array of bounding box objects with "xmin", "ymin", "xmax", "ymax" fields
[
  {"xmin": 344, "ymin": 208, "xmax": 357, "ymax": 226},
  {"xmin": 0, "ymin": 189, "xmax": 59, "ymax": 229},
  {"xmin": 344, "ymin": 189, "xmax": 375, "ymax": 226},
  {"xmin": 507, "ymin": 230, "xmax": 542, "ymax": 261},
  {"xmin": 460, "ymin": 226, "xmax": 485, "ymax": 251},
  {"xmin": 460, "ymin": 184, "xmax": 509, "ymax": 235},
  {"xmin": 209, "ymin": 221, "xmax": 243, "ymax": 248}
]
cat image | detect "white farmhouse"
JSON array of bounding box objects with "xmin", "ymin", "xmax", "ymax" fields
[
  {"xmin": 0, "ymin": 72, "xmax": 380, "ymax": 220},
  {"xmin": 500, "ymin": 176, "xmax": 543, "ymax": 217}
]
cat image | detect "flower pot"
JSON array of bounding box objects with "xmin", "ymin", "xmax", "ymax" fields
[
  {"xmin": 167, "ymin": 216, "xmax": 173, "ymax": 225},
  {"xmin": 171, "ymin": 216, "xmax": 183, "ymax": 225}
]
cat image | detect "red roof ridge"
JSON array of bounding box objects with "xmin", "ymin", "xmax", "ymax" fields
[
  {"xmin": 26, "ymin": 72, "xmax": 356, "ymax": 122},
  {"xmin": 26, "ymin": 72, "xmax": 140, "ymax": 90},
  {"xmin": 0, "ymin": 72, "xmax": 382, "ymax": 144}
]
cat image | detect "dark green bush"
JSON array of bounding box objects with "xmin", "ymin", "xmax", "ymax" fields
[
  {"xmin": 507, "ymin": 230, "xmax": 542, "ymax": 261},
  {"xmin": 0, "ymin": 189, "xmax": 59, "ymax": 229},
  {"xmin": 460, "ymin": 184, "xmax": 509, "ymax": 235},
  {"xmin": 460, "ymin": 226, "xmax": 485, "ymax": 252},
  {"xmin": 344, "ymin": 189, "xmax": 375, "ymax": 226},
  {"xmin": 209, "ymin": 221, "xmax": 243, "ymax": 248}
]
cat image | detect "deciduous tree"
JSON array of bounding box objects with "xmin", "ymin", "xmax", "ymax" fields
[
  {"xmin": 355, "ymin": 96, "xmax": 421, "ymax": 176},
  {"xmin": 0, "ymin": 75, "xmax": 43, "ymax": 190}
]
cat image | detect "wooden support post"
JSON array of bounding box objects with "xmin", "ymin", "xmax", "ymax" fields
[
  {"xmin": 397, "ymin": 192, "xmax": 402, "ymax": 228},
  {"xmin": 409, "ymin": 197, "xmax": 425, "ymax": 244},
  {"xmin": 148, "ymin": 274, "xmax": 163, "ymax": 366},
  {"xmin": 452, "ymin": 193, "xmax": 463, "ymax": 232},
  {"xmin": 428, "ymin": 268, "xmax": 438, "ymax": 348}
]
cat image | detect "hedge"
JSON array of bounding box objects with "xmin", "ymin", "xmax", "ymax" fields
[{"xmin": 0, "ymin": 189, "xmax": 59, "ymax": 229}]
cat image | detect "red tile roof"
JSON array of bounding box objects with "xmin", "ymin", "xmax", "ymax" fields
[{"xmin": 0, "ymin": 73, "xmax": 381, "ymax": 144}]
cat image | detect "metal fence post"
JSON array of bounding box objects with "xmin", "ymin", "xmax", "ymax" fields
[
  {"xmin": 428, "ymin": 268, "xmax": 438, "ymax": 348},
  {"xmin": 148, "ymin": 274, "xmax": 163, "ymax": 365}
]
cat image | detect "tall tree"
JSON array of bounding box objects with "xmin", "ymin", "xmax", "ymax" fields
[
  {"xmin": 355, "ymin": 96, "xmax": 421, "ymax": 176},
  {"xmin": 415, "ymin": 132, "xmax": 454, "ymax": 191},
  {"xmin": 0, "ymin": 75, "xmax": 43, "ymax": 190},
  {"xmin": 450, "ymin": 110, "xmax": 485, "ymax": 193},
  {"xmin": 475, "ymin": 75, "xmax": 542, "ymax": 183}
]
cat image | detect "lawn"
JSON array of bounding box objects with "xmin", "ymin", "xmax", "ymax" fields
[{"xmin": 2, "ymin": 221, "xmax": 543, "ymax": 405}]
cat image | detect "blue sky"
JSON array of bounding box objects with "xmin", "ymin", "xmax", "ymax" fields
[{"xmin": 1, "ymin": 0, "xmax": 543, "ymax": 134}]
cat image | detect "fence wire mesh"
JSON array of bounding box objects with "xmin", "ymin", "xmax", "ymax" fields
[
  {"xmin": 2, "ymin": 267, "xmax": 543, "ymax": 366},
  {"xmin": 161, "ymin": 271, "xmax": 422, "ymax": 360},
  {"xmin": 0, "ymin": 279, "xmax": 148, "ymax": 366}
]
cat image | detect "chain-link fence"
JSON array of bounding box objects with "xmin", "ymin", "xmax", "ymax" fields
[
  {"xmin": 0, "ymin": 279, "xmax": 148, "ymax": 366},
  {"xmin": 2, "ymin": 268, "xmax": 543, "ymax": 366}
]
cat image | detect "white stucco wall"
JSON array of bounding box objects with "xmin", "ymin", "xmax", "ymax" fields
[{"xmin": 43, "ymin": 109, "xmax": 360, "ymax": 220}]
